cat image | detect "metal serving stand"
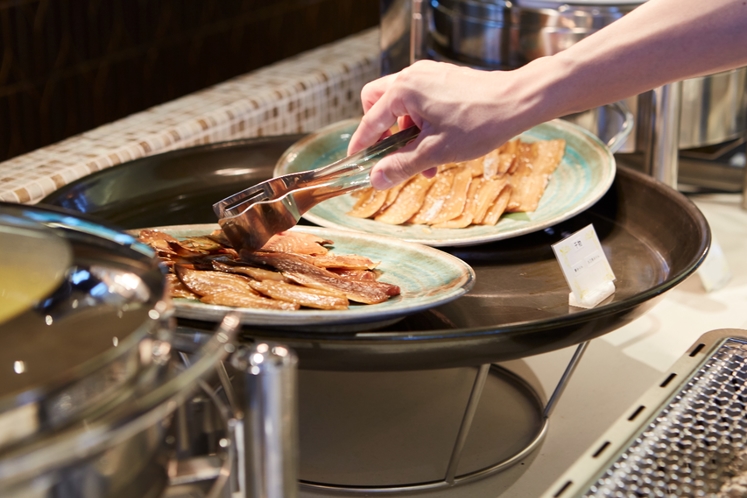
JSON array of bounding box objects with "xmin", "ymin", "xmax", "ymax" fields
[
  {"xmin": 543, "ymin": 328, "xmax": 747, "ymax": 498},
  {"xmin": 160, "ymin": 337, "xmax": 589, "ymax": 497},
  {"xmin": 40, "ymin": 134, "xmax": 710, "ymax": 495}
]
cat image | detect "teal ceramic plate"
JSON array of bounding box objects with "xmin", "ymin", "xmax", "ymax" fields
[
  {"xmin": 144, "ymin": 224, "xmax": 475, "ymax": 331},
  {"xmin": 275, "ymin": 118, "xmax": 616, "ymax": 247}
]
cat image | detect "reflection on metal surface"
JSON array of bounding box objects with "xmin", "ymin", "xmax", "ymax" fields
[
  {"xmin": 680, "ymin": 68, "xmax": 747, "ymax": 149},
  {"xmin": 381, "ymin": 0, "xmax": 413, "ymax": 75},
  {"xmin": 231, "ymin": 343, "xmax": 299, "ymax": 498},
  {"xmin": 641, "ymin": 82, "xmax": 683, "ymax": 189}
]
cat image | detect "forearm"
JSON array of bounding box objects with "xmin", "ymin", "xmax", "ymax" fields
[
  {"xmin": 350, "ymin": 0, "xmax": 747, "ymax": 188},
  {"xmin": 525, "ymin": 0, "xmax": 747, "ymax": 120}
]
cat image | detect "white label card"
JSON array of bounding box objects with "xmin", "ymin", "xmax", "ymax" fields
[{"xmin": 552, "ymin": 224, "xmax": 616, "ymax": 309}]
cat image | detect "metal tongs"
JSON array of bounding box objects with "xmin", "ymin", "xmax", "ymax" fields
[{"xmin": 213, "ymin": 126, "xmax": 420, "ymax": 251}]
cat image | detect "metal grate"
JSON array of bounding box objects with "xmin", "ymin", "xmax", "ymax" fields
[{"xmin": 584, "ymin": 338, "xmax": 747, "ymax": 497}]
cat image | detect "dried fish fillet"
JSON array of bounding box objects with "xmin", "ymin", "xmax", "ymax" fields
[
  {"xmin": 349, "ymin": 188, "xmax": 390, "ymax": 219},
  {"xmin": 535, "ymin": 139, "xmax": 566, "ymax": 175},
  {"xmin": 212, "ymin": 259, "xmax": 288, "ymax": 282},
  {"xmin": 497, "ymin": 139, "xmax": 519, "ymax": 175},
  {"xmin": 410, "ymin": 169, "xmax": 456, "ymax": 225},
  {"xmin": 347, "ymin": 137, "xmax": 565, "ymax": 228},
  {"xmin": 144, "ymin": 229, "xmax": 400, "ymax": 311},
  {"xmin": 429, "ymin": 169, "xmax": 473, "ymax": 225},
  {"xmin": 298, "ymin": 253, "xmax": 379, "ymax": 271},
  {"xmin": 481, "ymin": 149, "xmax": 502, "ymax": 178},
  {"xmin": 166, "ymin": 274, "xmax": 199, "ymax": 299},
  {"xmin": 260, "ymin": 231, "xmax": 331, "ymax": 255},
  {"xmin": 200, "ymin": 291, "xmax": 299, "ymax": 310},
  {"xmin": 473, "ymin": 177, "xmax": 509, "ymax": 224},
  {"xmin": 175, "ymin": 265, "xmax": 301, "ymax": 310},
  {"xmin": 432, "ymin": 178, "xmax": 481, "ymax": 229},
  {"xmin": 248, "ymin": 279, "xmax": 349, "ymax": 310},
  {"xmin": 241, "ymin": 251, "xmax": 400, "ymax": 304},
  {"xmin": 381, "ymin": 182, "xmax": 406, "ymax": 212},
  {"xmin": 329, "ymin": 268, "xmax": 379, "ymax": 281},
  {"xmin": 139, "ymin": 230, "xmax": 180, "ymax": 255},
  {"xmin": 175, "ymin": 265, "xmax": 260, "ymax": 298},
  {"xmin": 461, "ymin": 157, "xmax": 486, "ymax": 177},
  {"xmin": 507, "ymin": 139, "xmax": 565, "ymax": 213},
  {"xmin": 179, "ymin": 236, "xmax": 225, "ymax": 254},
  {"xmin": 481, "ymin": 184, "xmax": 513, "ymax": 225},
  {"xmin": 375, "ymin": 175, "xmax": 437, "ymax": 225}
]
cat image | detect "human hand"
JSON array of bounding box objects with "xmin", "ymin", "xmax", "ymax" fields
[{"xmin": 347, "ymin": 60, "xmax": 549, "ymax": 189}]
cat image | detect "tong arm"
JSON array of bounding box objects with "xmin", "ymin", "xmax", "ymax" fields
[{"xmin": 306, "ymin": 125, "xmax": 420, "ymax": 191}]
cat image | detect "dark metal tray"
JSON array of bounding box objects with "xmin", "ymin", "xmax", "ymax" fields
[{"xmin": 41, "ymin": 135, "xmax": 710, "ymax": 371}]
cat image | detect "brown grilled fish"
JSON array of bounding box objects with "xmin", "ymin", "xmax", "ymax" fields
[
  {"xmin": 175, "ymin": 265, "xmax": 298, "ymax": 310},
  {"xmin": 248, "ymin": 279, "xmax": 349, "ymax": 310},
  {"xmin": 240, "ymin": 251, "xmax": 400, "ymax": 304}
]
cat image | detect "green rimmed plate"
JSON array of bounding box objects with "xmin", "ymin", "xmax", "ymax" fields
[
  {"xmin": 274, "ymin": 118, "xmax": 616, "ymax": 247},
  {"xmin": 144, "ymin": 224, "xmax": 475, "ymax": 331}
]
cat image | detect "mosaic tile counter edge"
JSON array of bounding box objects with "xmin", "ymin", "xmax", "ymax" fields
[{"xmin": 0, "ymin": 28, "xmax": 380, "ymax": 204}]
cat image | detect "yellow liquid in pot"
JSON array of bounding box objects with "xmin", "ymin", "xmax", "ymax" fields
[
  {"xmin": 0, "ymin": 224, "xmax": 72, "ymax": 324},
  {"xmin": 0, "ymin": 267, "xmax": 59, "ymax": 323}
]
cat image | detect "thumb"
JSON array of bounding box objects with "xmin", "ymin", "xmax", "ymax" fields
[{"xmin": 369, "ymin": 140, "xmax": 437, "ymax": 190}]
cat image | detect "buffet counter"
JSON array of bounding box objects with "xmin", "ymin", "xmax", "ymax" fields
[
  {"xmin": 2, "ymin": 26, "xmax": 746, "ymax": 498},
  {"xmin": 0, "ymin": 29, "xmax": 379, "ymax": 205}
]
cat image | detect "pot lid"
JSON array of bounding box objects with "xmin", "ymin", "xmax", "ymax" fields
[{"xmin": 0, "ymin": 203, "xmax": 168, "ymax": 447}]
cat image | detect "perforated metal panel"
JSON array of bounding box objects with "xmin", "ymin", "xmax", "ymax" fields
[{"xmin": 544, "ymin": 329, "xmax": 747, "ymax": 498}]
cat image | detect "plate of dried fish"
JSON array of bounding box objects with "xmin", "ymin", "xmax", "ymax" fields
[
  {"xmin": 136, "ymin": 223, "xmax": 475, "ymax": 330},
  {"xmin": 275, "ymin": 118, "xmax": 616, "ymax": 247}
]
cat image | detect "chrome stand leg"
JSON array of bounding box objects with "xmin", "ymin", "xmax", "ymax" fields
[
  {"xmin": 230, "ymin": 342, "xmax": 299, "ymax": 498},
  {"xmin": 543, "ymin": 341, "xmax": 590, "ymax": 419},
  {"xmin": 445, "ymin": 364, "xmax": 491, "ymax": 484}
]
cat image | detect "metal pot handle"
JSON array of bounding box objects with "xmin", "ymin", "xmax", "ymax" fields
[{"xmin": 605, "ymin": 100, "xmax": 635, "ymax": 154}]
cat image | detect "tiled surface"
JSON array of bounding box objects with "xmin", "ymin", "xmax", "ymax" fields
[{"xmin": 0, "ymin": 28, "xmax": 380, "ymax": 204}]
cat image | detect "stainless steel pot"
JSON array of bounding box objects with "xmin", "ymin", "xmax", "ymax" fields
[
  {"xmin": 0, "ymin": 316, "xmax": 240, "ymax": 498},
  {"xmin": 427, "ymin": 0, "xmax": 639, "ymax": 68},
  {"xmin": 679, "ymin": 68, "xmax": 747, "ymax": 149},
  {"xmin": 0, "ymin": 202, "xmax": 240, "ymax": 498},
  {"xmin": 508, "ymin": 0, "xmax": 641, "ymax": 67},
  {"xmin": 429, "ymin": 0, "xmax": 512, "ymax": 68}
]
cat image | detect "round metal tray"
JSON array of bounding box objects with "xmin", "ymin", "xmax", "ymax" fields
[{"xmin": 40, "ymin": 135, "xmax": 710, "ymax": 371}]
